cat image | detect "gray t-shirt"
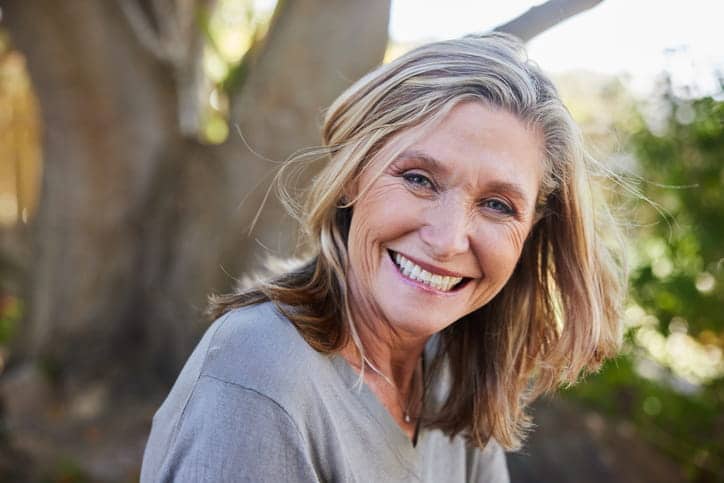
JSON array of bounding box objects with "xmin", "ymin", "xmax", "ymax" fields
[{"xmin": 140, "ymin": 302, "xmax": 509, "ymax": 482}]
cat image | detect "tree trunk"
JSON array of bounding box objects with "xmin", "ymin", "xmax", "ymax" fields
[
  {"xmin": 0, "ymin": 0, "xmax": 390, "ymax": 478},
  {"xmin": 1, "ymin": 0, "xmax": 184, "ymax": 391}
]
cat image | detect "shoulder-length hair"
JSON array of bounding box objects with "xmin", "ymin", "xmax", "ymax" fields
[{"xmin": 209, "ymin": 32, "xmax": 627, "ymax": 450}]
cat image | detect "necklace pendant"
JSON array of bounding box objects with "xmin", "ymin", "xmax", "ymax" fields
[{"xmin": 404, "ymin": 413, "xmax": 411, "ymax": 423}]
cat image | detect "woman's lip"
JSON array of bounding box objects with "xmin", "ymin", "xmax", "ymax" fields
[{"xmin": 388, "ymin": 249, "xmax": 470, "ymax": 278}]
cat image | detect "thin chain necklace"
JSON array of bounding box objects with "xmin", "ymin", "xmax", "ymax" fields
[{"xmin": 363, "ymin": 356, "xmax": 422, "ymax": 423}]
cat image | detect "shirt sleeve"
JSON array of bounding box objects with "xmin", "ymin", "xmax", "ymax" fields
[
  {"xmin": 142, "ymin": 374, "xmax": 320, "ymax": 483},
  {"xmin": 469, "ymin": 439, "xmax": 510, "ymax": 483}
]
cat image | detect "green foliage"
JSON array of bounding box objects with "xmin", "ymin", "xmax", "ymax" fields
[
  {"xmin": 566, "ymin": 76, "xmax": 724, "ymax": 482},
  {"xmin": 630, "ymin": 89, "xmax": 724, "ymax": 338}
]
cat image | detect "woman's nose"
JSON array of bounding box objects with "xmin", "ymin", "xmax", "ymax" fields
[{"xmin": 419, "ymin": 200, "xmax": 471, "ymax": 260}]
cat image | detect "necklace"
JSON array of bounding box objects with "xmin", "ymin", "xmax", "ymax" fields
[{"xmin": 363, "ymin": 356, "xmax": 422, "ymax": 423}]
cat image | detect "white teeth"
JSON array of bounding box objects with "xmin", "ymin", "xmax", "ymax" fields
[
  {"xmin": 410, "ymin": 265, "xmax": 421, "ymax": 280},
  {"xmin": 391, "ymin": 251, "xmax": 463, "ymax": 292}
]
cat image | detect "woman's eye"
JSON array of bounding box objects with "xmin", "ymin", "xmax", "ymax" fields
[
  {"xmin": 402, "ymin": 172, "xmax": 435, "ymax": 190},
  {"xmin": 482, "ymin": 198, "xmax": 515, "ymax": 215}
]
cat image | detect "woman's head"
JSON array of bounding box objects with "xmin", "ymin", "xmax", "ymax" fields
[{"xmin": 213, "ymin": 32, "xmax": 626, "ymax": 450}]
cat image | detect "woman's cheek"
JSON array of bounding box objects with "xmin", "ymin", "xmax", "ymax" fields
[
  {"xmin": 472, "ymin": 222, "xmax": 528, "ymax": 274},
  {"xmin": 503, "ymin": 223, "xmax": 529, "ymax": 257}
]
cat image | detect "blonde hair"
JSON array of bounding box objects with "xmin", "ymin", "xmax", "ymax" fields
[{"xmin": 209, "ymin": 32, "xmax": 627, "ymax": 450}]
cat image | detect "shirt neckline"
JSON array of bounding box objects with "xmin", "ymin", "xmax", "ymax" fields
[{"xmin": 329, "ymin": 354, "xmax": 425, "ymax": 473}]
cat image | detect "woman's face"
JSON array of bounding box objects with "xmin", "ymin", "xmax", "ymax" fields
[{"xmin": 346, "ymin": 101, "xmax": 544, "ymax": 340}]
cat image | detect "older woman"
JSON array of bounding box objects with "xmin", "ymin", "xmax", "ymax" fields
[{"xmin": 141, "ymin": 33, "xmax": 625, "ymax": 482}]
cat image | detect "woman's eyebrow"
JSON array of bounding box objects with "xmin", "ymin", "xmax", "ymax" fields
[
  {"xmin": 395, "ymin": 149, "xmax": 449, "ymax": 175},
  {"xmin": 485, "ymin": 180, "xmax": 531, "ymax": 207}
]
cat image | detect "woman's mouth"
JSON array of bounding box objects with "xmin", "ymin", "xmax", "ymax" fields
[{"xmin": 388, "ymin": 250, "xmax": 470, "ymax": 292}]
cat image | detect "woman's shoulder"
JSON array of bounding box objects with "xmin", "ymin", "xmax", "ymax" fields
[
  {"xmin": 199, "ymin": 301, "xmax": 325, "ymax": 393},
  {"xmin": 202, "ymin": 302, "xmax": 320, "ymax": 376},
  {"xmin": 141, "ymin": 302, "xmax": 326, "ymax": 482}
]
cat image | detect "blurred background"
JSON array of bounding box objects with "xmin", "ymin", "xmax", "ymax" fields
[{"xmin": 0, "ymin": 0, "xmax": 721, "ymax": 481}]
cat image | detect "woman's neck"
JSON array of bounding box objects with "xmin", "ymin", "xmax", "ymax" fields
[{"xmin": 340, "ymin": 318, "xmax": 427, "ymax": 392}]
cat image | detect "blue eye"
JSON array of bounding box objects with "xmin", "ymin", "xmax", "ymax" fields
[
  {"xmin": 402, "ymin": 172, "xmax": 435, "ymax": 190},
  {"xmin": 482, "ymin": 198, "xmax": 515, "ymax": 215}
]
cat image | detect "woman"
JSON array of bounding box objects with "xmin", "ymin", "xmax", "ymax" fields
[{"xmin": 141, "ymin": 33, "xmax": 626, "ymax": 482}]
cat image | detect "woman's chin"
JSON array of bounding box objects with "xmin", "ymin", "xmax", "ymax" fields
[{"xmin": 374, "ymin": 282, "xmax": 462, "ymax": 336}]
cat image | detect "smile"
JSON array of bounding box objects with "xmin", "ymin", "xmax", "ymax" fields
[{"xmin": 389, "ymin": 250, "xmax": 467, "ymax": 292}]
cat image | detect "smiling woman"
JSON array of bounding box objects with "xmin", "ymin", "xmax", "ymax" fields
[{"xmin": 141, "ymin": 33, "xmax": 627, "ymax": 482}]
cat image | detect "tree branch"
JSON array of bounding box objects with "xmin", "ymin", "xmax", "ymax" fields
[
  {"xmin": 119, "ymin": 0, "xmax": 211, "ymax": 137},
  {"xmin": 117, "ymin": 0, "xmax": 167, "ymax": 61},
  {"xmin": 493, "ymin": 0, "xmax": 604, "ymax": 42}
]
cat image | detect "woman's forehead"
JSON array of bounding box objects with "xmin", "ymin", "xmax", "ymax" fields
[{"xmin": 377, "ymin": 103, "xmax": 543, "ymax": 185}]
